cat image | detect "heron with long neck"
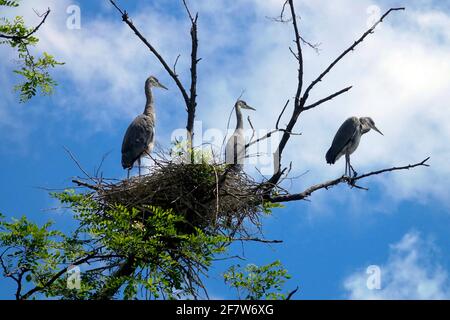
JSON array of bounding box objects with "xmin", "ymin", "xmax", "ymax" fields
[
  {"xmin": 225, "ymin": 100, "xmax": 255, "ymax": 170},
  {"xmin": 326, "ymin": 116, "xmax": 383, "ymax": 177},
  {"xmin": 121, "ymin": 75, "xmax": 167, "ymax": 178}
]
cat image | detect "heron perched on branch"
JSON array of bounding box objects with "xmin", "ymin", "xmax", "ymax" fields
[
  {"xmin": 326, "ymin": 116, "xmax": 383, "ymax": 177},
  {"xmin": 121, "ymin": 75, "xmax": 167, "ymax": 178},
  {"xmin": 225, "ymin": 100, "xmax": 255, "ymax": 170}
]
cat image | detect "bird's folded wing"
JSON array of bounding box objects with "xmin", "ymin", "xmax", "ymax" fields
[
  {"xmin": 121, "ymin": 116, "xmax": 154, "ymax": 166},
  {"xmin": 326, "ymin": 117, "xmax": 358, "ymax": 163}
]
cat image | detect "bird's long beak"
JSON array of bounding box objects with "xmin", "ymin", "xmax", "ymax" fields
[
  {"xmin": 156, "ymin": 82, "xmax": 168, "ymax": 90},
  {"xmin": 372, "ymin": 125, "xmax": 383, "ymax": 135},
  {"xmin": 243, "ymin": 104, "xmax": 256, "ymax": 111}
]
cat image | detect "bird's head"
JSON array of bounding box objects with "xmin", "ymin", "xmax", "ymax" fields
[
  {"xmin": 236, "ymin": 100, "xmax": 256, "ymax": 111},
  {"xmin": 146, "ymin": 76, "xmax": 168, "ymax": 90},
  {"xmin": 360, "ymin": 117, "xmax": 383, "ymax": 135}
]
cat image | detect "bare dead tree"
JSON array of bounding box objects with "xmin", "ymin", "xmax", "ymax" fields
[
  {"xmin": 94, "ymin": 0, "xmax": 429, "ymax": 300},
  {"xmin": 259, "ymin": 2, "xmax": 425, "ymax": 198}
]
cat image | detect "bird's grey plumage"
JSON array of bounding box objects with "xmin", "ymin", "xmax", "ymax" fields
[
  {"xmin": 121, "ymin": 115, "xmax": 154, "ymax": 169},
  {"xmin": 121, "ymin": 75, "xmax": 167, "ymax": 176},
  {"xmin": 225, "ymin": 100, "xmax": 255, "ymax": 170},
  {"xmin": 326, "ymin": 116, "xmax": 383, "ymax": 176},
  {"xmin": 326, "ymin": 117, "xmax": 359, "ymax": 164}
]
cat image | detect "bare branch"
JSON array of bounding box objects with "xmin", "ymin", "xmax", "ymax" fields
[
  {"xmin": 286, "ymin": 286, "xmax": 299, "ymax": 300},
  {"xmin": 266, "ymin": 0, "xmax": 290, "ymax": 23},
  {"xmin": 72, "ymin": 179, "xmax": 100, "ymax": 191},
  {"xmin": 186, "ymin": 7, "xmax": 199, "ymax": 152},
  {"xmin": 245, "ymin": 129, "xmax": 301, "ymax": 149},
  {"xmin": 268, "ymin": 157, "xmax": 430, "ymax": 203},
  {"xmin": 182, "ymin": 0, "xmax": 195, "ymax": 23},
  {"xmin": 266, "ymin": 4, "xmax": 405, "ymax": 188},
  {"xmin": 353, "ymin": 157, "xmax": 430, "ymax": 181},
  {"xmin": 303, "ymin": 86, "xmax": 352, "ymax": 111},
  {"xmin": 265, "ymin": 0, "xmax": 304, "ymax": 184},
  {"xmin": 299, "ymin": 36, "xmax": 321, "ymax": 54},
  {"xmin": 276, "ymin": 100, "xmax": 290, "ymax": 130},
  {"xmin": 173, "ymin": 54, "xmax": 181, "ymax": 76},
  {"xmin": 109, "ymin": 0, "xmax": 190, "ymax": 109},
  {"xmin": 301, "ymin": 7, "xmax": 405, "ymax": 100},
  {"xmin": 63, "ymin": 146, "xmax": 92, "ymax": 180},
  {"xmin": 247, "ymin": 116, "xmax": 256, "ymax": 144},
  {"xmin": 233, "ymin": 238, "xmax": 283, "ymax": 244},
  {"xmin": 289, "ymin": 0, "xmax": 304, "ymax": 106}
]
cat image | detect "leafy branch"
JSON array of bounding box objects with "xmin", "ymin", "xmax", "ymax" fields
[{"xmin": 0, "ymin": 3, "xmax": 63, "ymax": 102}]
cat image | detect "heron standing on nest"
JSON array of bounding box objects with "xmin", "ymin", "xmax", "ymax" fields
[
  {"xmin": 225, "ymin": 100, "xmax": 255, "ymax": 170},
  {"xmin": 326, "ymin": 116, "xmax": 383, "ymax": 177},
  {"xmin": 121, "ymin": 75, "xmax": 167, "ymax": 178}
]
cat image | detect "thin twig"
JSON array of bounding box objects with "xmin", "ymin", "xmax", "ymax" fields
[
  {"xmin": 63, "ymin": 146, "xmax": 93, "ymax": 180},
  {"xmin": 286, "ymin": 286, "xmax": 299, "ymax": 300},
  {"xmin": 232, "ymin": 238, "xmax": 283, "ymax": 244},
  {"xmin": 303, "ymin": 86, "xmax": 352, "ymax": 111},
  {"xmin": 109, "ymin": 0, "xmax": 190, "ymax": 108},
  {"xmin": 247, "ymin": 116, "xmax": 256, "ymax": 145},
  {"xmin": 301, "ymin": 7, "xmax": 405, "ymax": 101},
  {"xmin": 173, "ymin": 54, "xmax": 181, "ymax": 76},
  {"xmin": 245, "ymin": 128, "xmax": 301, "ymax": 150}
]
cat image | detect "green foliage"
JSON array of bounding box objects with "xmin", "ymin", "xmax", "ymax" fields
[
  {"xmin": 0, "ymin": 1, "xmax": 63, "ymax": 102},
  {"xmin": 170, "ymin": 139, "xmax": 216, "ymax": 165},
  {"xmin": 13, "ymin": 50, "xmax": 64, "ymax": 102},
  {"xmin": 0, "ymin": 189, "xmax": 233, "ymax": 299},
  {"xmin": 0, "ymin": 215, "xmax": 75, "ymax": 299},
  {"xmin": 224, "ymin": 260, "xmax": 292, "ymax": 300},
  {"xmin": 261, "ymin": 200, "xmax": 285, "ymax": 215},
  {"xmin": 0, "ymin": 0, "xmax": 20, "ymax": 7},
  {"xmin": 1, "ymin": 185, "xmax": 291, "ymax": 300}
]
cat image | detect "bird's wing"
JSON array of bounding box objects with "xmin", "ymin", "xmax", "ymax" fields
[
  {"xmin": 326, "ymin": 117, "xmax": 359, "ymax": 164},
  {"xmin": 121, "ymin": 115, "xmax": 154, "ymax": 168}
]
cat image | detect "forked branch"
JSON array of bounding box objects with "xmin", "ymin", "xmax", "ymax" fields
[
  {"xmin": 269, "ymin": 157, "xmax": 430, "ymax": 203},
  {"xmin": 266, "ymin": 2, "xmax": 405, "ymax": 187}
]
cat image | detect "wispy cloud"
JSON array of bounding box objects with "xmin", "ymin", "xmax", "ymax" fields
[
  {"xmin": 1, "ymin": 0, "xmax": 448, "ymax": 205},
  {"xmin": 344, "ymin": 231, "xmax": 450, "ymax": 299}
]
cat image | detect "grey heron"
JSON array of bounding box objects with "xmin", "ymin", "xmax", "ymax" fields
[
  {"xmin": 121, "ymin": 75, "xmax": 167, "ymax": 177},
  {"xmin": 225, "ymin": 100, "xmax": 255, "ymax": 170},
  {"xmin": 326, "ymin": 116, "xmax": 383, "ymax": 177}
]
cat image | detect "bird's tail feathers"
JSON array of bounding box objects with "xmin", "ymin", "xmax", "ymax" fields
[
  {"xmin": 121, "ymin": 154, "xmax": 134, "ymax": 169},
  {"xmin": 325, "ymin": 147, "xmax": 336, "ymax": 164}
]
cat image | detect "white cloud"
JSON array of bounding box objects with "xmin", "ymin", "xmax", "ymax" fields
[
  {"xmin": 344, "ymin": 231, "xmax": 450, "ymax": 299},
  {"xmin": 1, "ymin": 0, "xmax": 449, "ymax": 205}
]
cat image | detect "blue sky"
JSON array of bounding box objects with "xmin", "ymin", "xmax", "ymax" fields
[{"xmin": 1, "ymin": 0, "xmax": 449, "ymax": 299}]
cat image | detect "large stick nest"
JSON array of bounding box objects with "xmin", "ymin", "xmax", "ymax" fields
[{"xmin": 84, "ymin": 159, "xmax": 267, "ymax": 238}]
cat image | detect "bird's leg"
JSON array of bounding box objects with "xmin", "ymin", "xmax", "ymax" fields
[
  {"xmin": 350, "ymin": 165, "xmax": 357, "ymax": 178},
  {"xmin": 348, "ymin": 157, "xmax": 357, "ymax": 178},
  {"xmin": 127, "ymin": 168, "xmax": 130, "ymax": 179},
  {"xmin": 138, "ymin": 157, "xmax": 141, "ymax": 177},
  {"xmin": 345, "ymin": 154, "xmax": 349, "ymax": 177}
]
